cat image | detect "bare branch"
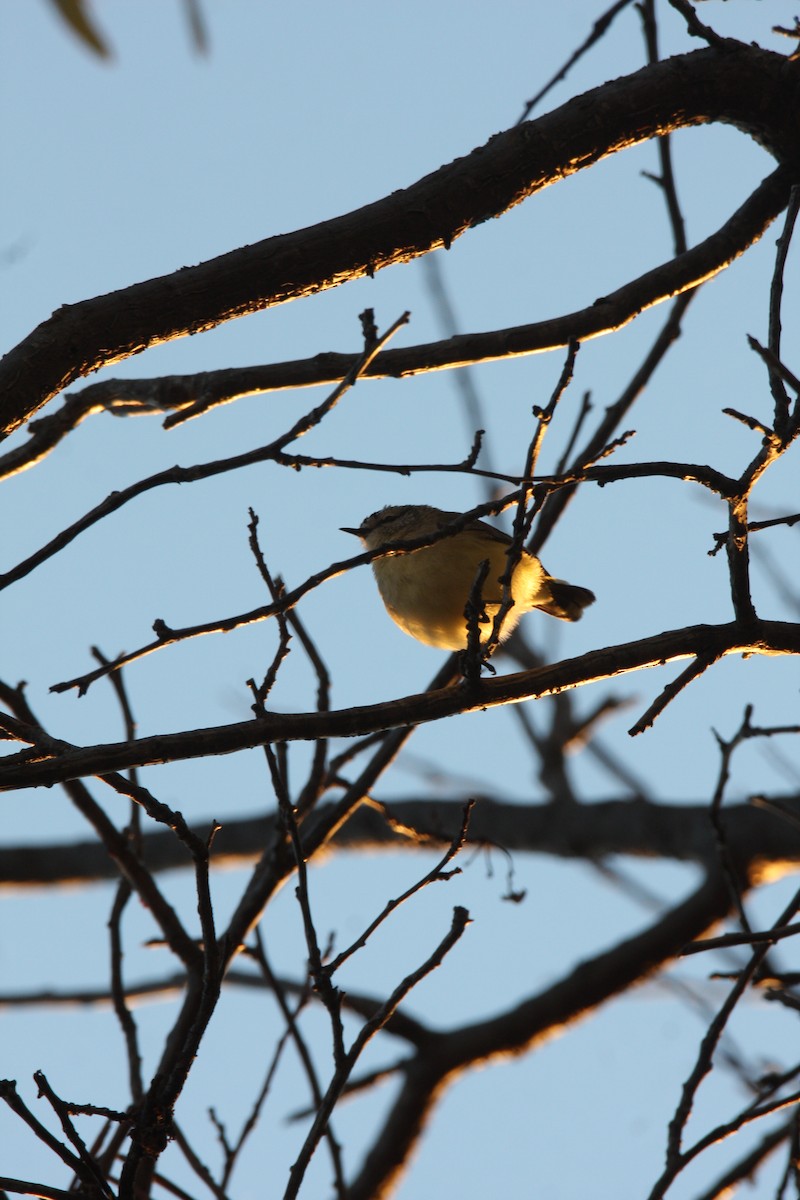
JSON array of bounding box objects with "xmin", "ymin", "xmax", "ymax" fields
[
  {"xmin": 41, "ymin": 458, "xmax": 735, "ymax": 695},
  {"xmin": 6, "ymin": 622, "xmax": 799, "ymax": 791},
  {"xmin": 767, "ymin": 185, "xmax": 800, "ymax": 429},
  {"xmin": 684, "ymin": 921, "xmax": 800, "ymax": 956},
  {"xmin": 2, "ymin": 47, "xmax": 797, "ymax": 437},
  {"xmin": 690, "ymin": 1121, "xmax": 792, "ymax": 1200},
  {"xmin": 628, "ymin": 652, "xmax": 720, "ymax": 736},
  {"xmin": 517, "ymin": 0, "xmax": 636, "ymax": 121},
  {"xmin": 346, "ymin": 869, "xmax": 731, "ymax": 1200},
  {"xmin": 283, "ymin": 906, "xmax": 471, "ymax": 1200}
]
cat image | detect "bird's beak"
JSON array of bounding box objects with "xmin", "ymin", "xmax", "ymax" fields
[{"xmin": 340, "ymin": 526, "xmax": 362, "ymax": 537}]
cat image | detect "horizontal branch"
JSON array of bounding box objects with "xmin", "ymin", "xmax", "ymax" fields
[
  {"xmin": 2, "ymin": 619, "xmax": 799, "ymax": 790},
  {"xmin": 1, "ymin": 44, "xmax": 798, "ymax": 437},
  {"xmin": 1, "ymin": 453, "xmax": 732, "ymax": 596},
  {"xmin": 0, "ymin": 1176, "xmax": 77, "ymax": 1200},
  {"xmin": 3, "ymin": 795, "xmax": 799, "ymax": 889}
]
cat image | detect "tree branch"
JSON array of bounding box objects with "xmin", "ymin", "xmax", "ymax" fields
[
  {"xmin": 2, "ymin": 620, "xmax": 799, "ymax": 791},
  {"xmin": 1, "ymin": 46, "xmax": 797, "ymax": 437},
  {"xmin": 4, "ymin": 793, "xmax": 800, "ymax": 889},
  {"xmin": 346, "ymin": 868, "xmax": 731, "ymax": 1200}
]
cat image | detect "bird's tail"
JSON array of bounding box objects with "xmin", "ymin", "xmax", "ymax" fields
[{"xmin": 537, "ymin": 577, "xmax": 596, "ymax": 621}]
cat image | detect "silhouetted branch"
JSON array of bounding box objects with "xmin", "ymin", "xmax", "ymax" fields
[
  {"xmin": 2, "ymin": 46, "xmax": 797, "ymax": 437},
  {"xmin": 5, "ymin": 622, "xmax": 798, "ymax": 791}
]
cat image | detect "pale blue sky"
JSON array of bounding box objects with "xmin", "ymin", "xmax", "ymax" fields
[{"xmin": 2, "ymin": 3, "xmax": 800, "ymax": 1198}]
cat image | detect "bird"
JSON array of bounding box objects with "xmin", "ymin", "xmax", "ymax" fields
[{"xmin": 341, "ymin": 504, "xmax": 595, "ymax": 651}]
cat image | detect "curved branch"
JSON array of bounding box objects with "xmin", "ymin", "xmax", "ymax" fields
[
  {"xmin": 3, "ymin": 619, "xmax": 799, "ymax": 790},
  {"xmin": 0, "ymin": 154, "xmax": 783, "ymax": 481},
  {"xmin": 1, "ymin": 45, "xmax": 798, "ymax": 437}
]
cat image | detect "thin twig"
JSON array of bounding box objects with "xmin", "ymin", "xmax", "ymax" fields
[
  {"xmin": 652, "ymin": 870, "xmax": 800, "ymax": 1197},
  {"xmin": 666, "ymin": 0, "xmax": 730, "ymax": 48},
  {"xmin": 325, "ymin": 801, "xmax": 474, "ymax": 976},
  {"xmin": 33, "ymin": 1072, "xmax": 114, "ymax": 1200},
  {"xmin": 628, "ymin": 653, "xmax": 718, "ymax": 737},
  {"xmin": 92, "ymin": 648, "xmax": 144, "ymax": 1104},
  {"xmin": 282, "ymin": 906, "xmax": 471, "ymax": 1200},
  {"xmin": 0, "ymin": 1081, "xmax": 87, "ymax": 1181},
  {"xmin": 250, "ymin": 932, "xmax": 347, "ymax": 1197},
  {"xmin": 638, "ymin": 0, "xmax": 687, "ymax": 256},
  {"xmin": 516, "ymin": 0, "xmax": 636, "ymax": 122},
  {"xmin": 767, "ymin": 183, "xmax": 800, "ymax": 432},
  {"xmin": 170, "ymin": 1124, "xmax": 231, "ymax": 1200},
  {"xmin": 683, "ymin": 921, "xmax": 800, "ymax": 956}
]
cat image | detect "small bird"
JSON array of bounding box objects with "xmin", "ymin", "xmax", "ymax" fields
[{"xmin": 342, "ymin": 504, "xmax": 595, "ymax": 651}]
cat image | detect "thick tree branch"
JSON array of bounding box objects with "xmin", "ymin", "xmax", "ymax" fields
[
  {"xmin": 2, "ymin": 620, "xmax": 799, "ymax": 790},
  {"xmin": 1, "ymin": 153, "xmax": 784, "ymax": 481},
  {"xmin": 1, "ymin": 45, "xmax": 798, "ymax": 438},
  {"xmin": 3, "ymin": 795, "xmax": 799, "ymax": 889}
]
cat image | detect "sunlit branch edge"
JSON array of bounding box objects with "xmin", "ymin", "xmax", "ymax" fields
[{"xmin": 3, "ymin": 619, "xmax": 799, "ymax": 790}]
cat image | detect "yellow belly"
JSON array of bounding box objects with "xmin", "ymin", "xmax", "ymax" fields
[{"xmin": 372, "ymin": 540, "xmax": 545, "ymax": 650}]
